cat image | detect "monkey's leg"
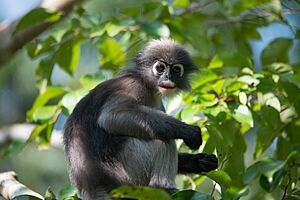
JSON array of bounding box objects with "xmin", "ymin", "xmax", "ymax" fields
[
  {"xmin": 148, "ymin": 140, "xmax": 178, "ymax": 194},
  {"xmin": 177, "ymin": 153, "xmax": 218, "ymax": 174},
  {"xmin": 65, "ymin": 137, "xmax": 122, "ymax": 200}
]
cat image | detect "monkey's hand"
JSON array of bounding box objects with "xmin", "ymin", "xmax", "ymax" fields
[
  {"xmin": 178, "ymin": 153, "xmax": 218, "ymax": 174},
  {"xmin": 182, "ymin": 125, "xmax": 202, "ymax": 150}
]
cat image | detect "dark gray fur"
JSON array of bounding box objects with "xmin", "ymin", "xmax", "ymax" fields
[{"xmin": 63, "ymin": 39, "xmax": 218, "ymax": 200}]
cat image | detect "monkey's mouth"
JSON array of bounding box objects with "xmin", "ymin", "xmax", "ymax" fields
[
  {"xmin": 158, "ymin": 84, "xmax": 176, "ymax": 96},
  {"xmin": 159, "ymin": 85, "xmax": 175, "ymax": 89},
  {"xmin": 159, "ymin": 81, "xmax": 175, "ymax": 90}
]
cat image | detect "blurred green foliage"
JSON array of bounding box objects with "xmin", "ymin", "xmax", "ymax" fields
[{"xmin": 4, "ymin": 0, "xmax": 300, "ymax": 199}]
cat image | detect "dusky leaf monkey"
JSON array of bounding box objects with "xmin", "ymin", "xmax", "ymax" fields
[{"xmin": 64, "ymin": 39, "xmax": 218, "ymax": 200}]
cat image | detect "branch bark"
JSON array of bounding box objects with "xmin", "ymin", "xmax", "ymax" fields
[
  {"xmin": 0, "ymin": 0, "xmax": 86, "ymax": 66},
  {"xmin": 0, "ymin": 171, "xmax": 43, "ymax": 200}
]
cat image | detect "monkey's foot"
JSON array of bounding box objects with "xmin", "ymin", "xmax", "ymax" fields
[{"xmin": 193, "ymin": 153, "xmax": 218, "ymax": 173}]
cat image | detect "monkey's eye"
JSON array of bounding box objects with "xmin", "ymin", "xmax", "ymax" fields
[
  {"xmin": 153, "ymin": 61, "xmax": 166, "ymax": 75},
  {"xmin": 172, "ymin": 64, "xmax": 184, "ymax": 77}
]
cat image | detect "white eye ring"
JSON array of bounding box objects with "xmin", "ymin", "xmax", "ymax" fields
[
  {"xmin": 172, "ymin": 64, "xmax": 184, "ymax": 77},
  {"xmin": 152, "ymin": 61, "xmax": 166, "ymax": 75}
]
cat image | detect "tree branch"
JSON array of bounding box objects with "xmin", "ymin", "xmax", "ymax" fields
[
  {"xmin": 0, "ymin": 171, "xmax": 43, "ymax": 200},
  {"xmin": 0, "ymin": 0, "xmax": 86, "ymax": 66}
]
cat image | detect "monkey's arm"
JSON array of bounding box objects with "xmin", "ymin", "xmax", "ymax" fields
[
  {"xmin": 178, "ymin": 153, "xmax": 218, "ymax": 174},
  {"xmin": 97, "ymin": 97, "xmax": 201, "ymax": 149}
]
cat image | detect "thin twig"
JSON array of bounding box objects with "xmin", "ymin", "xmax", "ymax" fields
[
  {"xmin": 281, "ymin": 168, "xmax": 292, "ymax": 200},
  {"xmin": 183, "ymin": 0, "xmax": 217, "ymax": 14}
]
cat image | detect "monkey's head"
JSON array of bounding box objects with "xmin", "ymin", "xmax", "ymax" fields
[{"xmin": 135, "ymin": 39, "xmax": 197, "ymax": 96}]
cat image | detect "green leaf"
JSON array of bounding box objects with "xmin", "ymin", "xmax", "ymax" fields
[
  {"xmin": 194, "ymin": 93, "xmax": 218, "ymax": 107},
  {"xmin": 3, "ymin": 141, "xmax": 26, "ymax": 157},
  {"xmin": 105, "ymin": 22, "xmax": 126, "ymax": 37},
  {"xmin": 256, "ymin": 76, "xmax": 276, "ymax": 93},
  {"xmin": 62, "ymin": 196, "xmax": 80, "ymax": 200},
  {"xmin": 14, "ymin": 195, "xmax": 43, "ymax": 200},
  {"xmin": 229, "ymin": 187, "xmax": 249, "ymax": 200},
  {"xmin": 45, "ymin": 187, "xmax": 56, "ymax": 200},
  {"xmin": 27, "ymin": 36, "xmax": 57, "ymax": 59},
  {"xmin": 207, "ymin": 170, "xmax": 232, "ymax": 188},
  {"xmin": 263, "ymin": 93, "xmax": 281, "ymax": 112},
  {"xmin": 263, "ymin": 106, "xmax": 281, "ymax": 129},
  {"xmin": 80, "ymin": 73, "xmax": 106, "ymax": 89},
  {"xmin": 204, "ymin": 103, "xmax": 229, "ymax": 119},
  {"xmin": 259, "ymin": 168, "xmax": 287, "ymax": 192},
  {"xmin": 88, "ymin": 26, "xmax": 106, "ymax": 38},
  {"xmin": 230, "ymin": 0, "xmax": 272, "ymax": 15},
  {"xmin": 224, "ymin": 79, "xmax": 247, "ymax": 93},
  {"xmin": 99, "ymin": 38, "xmax": 125, "ymax": 72},
  {"xmin": 286, "ymin": 151, "xmax": 300, "ymax": 164},
  {"xmin": 181, "ymin": 106, "xmax": 200, "ymax": 123},
  {"xmin": 27, "ymin": 124, "xmax": 48, "ymax": 143},
  {"xmin": 255, "ymin": 106, "xmax": 281, "ymax": 130},
  {"xmin": 61, "ymin": 89, "xmax": 88, "ymax": 115},
  {"xmin": 143, "ymin": 2, "xmax": 166, "ymax": 17},
  {"xmin": 223, "ymin": 132, "xmax": 247, "ymax": 186},
  {"xmin": 37, "ymin": 123, "xmax": 55, "ymax": 148},
  {"xmin": 213, "ymin": 79, "xmax": 225, "ymax": 95},
  {"xmin": 26, "ymin": 123, "xmax": 55, "ymax": 148},
  {"xmin": 121, "ymin": 7, "xmax": 142, "ymax": 18},
  {"xmin": 206, "ymin": 125, "xmax": 227, "ymax": 155},
  {"xmin": 35, "ymin": 56, "xmax": 55, "ymax": 87},
  {"xmin": 207, "ymin": 55, "xmax": 223, "ymax": 69},
  {"xmin": 57, "ymin": 39, "xmax": 81, "ymax": 75},
  {"xmin": 244, "ymin": 158, "xmax": 285, "ymax": 184},
  {"xmin": 110, "ymin": 186, "xmax": 171, "ymax": 200},
  {"xmin": 172, "ymin": 0, "xmax": 190, "ymax": 8},
  {"xmin": 27, "ymin": 87, "xmax": 66, "ymax": 122},
  {"xmin": 233, "ymin": 105, "xmax": 253, "ymax": 126},
  {"xmin": 58, "ymin": 185, "xmax": 78, "ymax": 200},
  {"xmin": 261, "ymin": 38, "xmax": 293, "ymax": 65},
  {"xmin": 27, "ymin": 42, "xmax": 43, "ymax": 58},
  {"xmin": 238, "ymin": 75, "xmax": 258, "ymax": 88},
  {"xmin": 218, "ymin": 119, "xmax": 240, "ymax": 147},
  {"xmin": 280, "ymin": 81, "xmax": 300, "ymax": 113},
  {"xmin": 15, "ymin": 8, "xmax": 62, "ymax": 33},
  {"xmin": 191, "ymin": 69, "xmax": 218, "ymax": 89},
  {"xmin": 141, "ymin": 21, "xmax": 170, "ymax": 38},
  {"xmin": 32, "ymin": 106, "xmax": 58, "ymax": 122},
  {"xmin": 255, "ymin": 126, "xmax": 278, "ymax": 158},
  {"xmin": 172, "ymin": 190, "xmax": 213, "ymax": 200},
  {"xmin": 239, "ymin": 92, "xmax": 247, "ymax": 105},
  {"xmin": 268, "ymin": 63, "xmax": 293, "ymax": 74}
]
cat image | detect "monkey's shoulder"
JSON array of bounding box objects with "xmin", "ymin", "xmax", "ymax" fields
[
  {"xmin": 91, "ymin": 74, "xmax": 155, "ymax": 103},
  {"xmin": 92, "ymin": 74, "xmax": 142, "ymax": 93},
  {"xmin": 70, "ymin": 73, "xmax": 161, "ymax": 120}
]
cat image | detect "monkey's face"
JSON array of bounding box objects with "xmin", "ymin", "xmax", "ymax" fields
[
  {"xmin": 152, "ymin": 60, "xmax": 185, "ymax": 95},
  {"xmin": 135, "ymin": 39, "xmax": 197, "ymax": 95}
]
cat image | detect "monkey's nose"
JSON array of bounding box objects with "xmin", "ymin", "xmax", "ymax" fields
[{"xmin": 165, "ymin": 72, "xmax": 171, "ymax": 80}]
